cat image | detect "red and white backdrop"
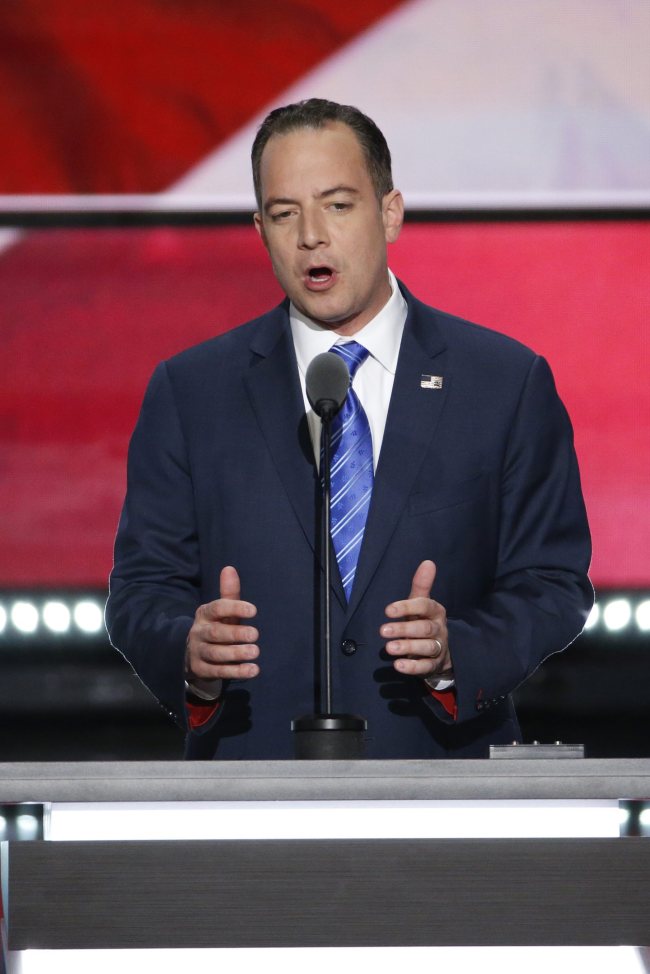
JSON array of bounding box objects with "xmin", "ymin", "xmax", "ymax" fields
[{"xmin": 0, "ymin": 0, "xmax": 648, "ymax": 590}]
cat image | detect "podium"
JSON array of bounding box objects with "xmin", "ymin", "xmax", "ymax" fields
[{"xmin": 2, "ymin": 759, "xmax": 650, "ymax": 972}]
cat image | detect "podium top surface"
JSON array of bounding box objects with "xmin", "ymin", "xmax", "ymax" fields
[{"xmin": 0, "ymin": 758, "xmax": 649, "ymax": 803}]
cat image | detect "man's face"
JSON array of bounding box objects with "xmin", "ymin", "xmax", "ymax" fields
[{"xmin": 254, "ymin": 122, "xmax": 403, "ymax": 335}]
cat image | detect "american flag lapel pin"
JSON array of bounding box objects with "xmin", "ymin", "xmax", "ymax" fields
[{"xmin": 420, "ymin": 375, "xmax": 443, "ymax": 389}]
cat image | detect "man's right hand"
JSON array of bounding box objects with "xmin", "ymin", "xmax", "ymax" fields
[{"xmin": 185, "ymin": 566, "xmax": 260, "ymax": 682}]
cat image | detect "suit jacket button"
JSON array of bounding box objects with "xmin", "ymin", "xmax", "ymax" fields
[{"xmin": 341, "ymin": 639, "xmax": 357, "ymax": 656}]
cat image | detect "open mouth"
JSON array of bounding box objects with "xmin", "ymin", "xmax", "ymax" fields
[
  {"xmin": 305, "ymin": 265, "xmax": 336, "ymax": 290},
  {"xmin": 308, "ymin": 266, "xmax": 333, "ymax": 283}
]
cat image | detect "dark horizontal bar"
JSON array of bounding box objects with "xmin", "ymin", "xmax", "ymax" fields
[
  {"xmin": 0, "ymin": 207, "xmax": 649, "ymax": 229},
  {"xmin": 5, "ymin": 837, "xmax": 650, "ymax": 949}
]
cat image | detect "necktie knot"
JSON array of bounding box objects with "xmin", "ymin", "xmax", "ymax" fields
[{"xmin": 330, "ymin": 341, "xmax": 370, "ymax": 380}]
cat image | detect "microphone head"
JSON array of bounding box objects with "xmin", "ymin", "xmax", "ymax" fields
[{"xmin": 306, "ymin": 352, "xmax": 350, "ymax": 419}]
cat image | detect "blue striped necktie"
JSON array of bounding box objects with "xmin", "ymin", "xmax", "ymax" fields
[{"xmin": 326, "ymin": 341, "xmax": 374, "ymax": 601}]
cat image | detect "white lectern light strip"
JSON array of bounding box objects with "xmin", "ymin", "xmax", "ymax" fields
[
  {"xmin": 15, "ymin": 946, "xmax": 648, "ymax": 974},
  {"xmin": 47, "ymin": 799, "xmax": 621, "ymax": 842}
]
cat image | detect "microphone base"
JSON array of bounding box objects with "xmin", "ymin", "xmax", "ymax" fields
[{"xmin": 291, "ymin": 714, "xmax": 367, "ymax": 760}]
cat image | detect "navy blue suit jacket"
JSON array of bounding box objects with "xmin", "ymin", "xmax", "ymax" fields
[{"xmin": 106, "ymin": 284, "xmax": 593, "ymax": 759}]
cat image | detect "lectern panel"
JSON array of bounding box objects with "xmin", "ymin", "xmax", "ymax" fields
[{"xmin": 6, "ymin": 837, "xmax": 650, "ymax": 949}]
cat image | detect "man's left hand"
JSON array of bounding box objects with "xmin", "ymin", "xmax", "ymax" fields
[{"xmin": 381, "ymin": 560, "xmax": 453, "ymax": 679}]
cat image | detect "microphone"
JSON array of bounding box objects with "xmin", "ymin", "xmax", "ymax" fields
[
  {"xmin": 292, "ymin": 349, "xmax": 367, "ymax": 759},
  {"xmin": 306, "ymin": 351, "xmax": 349, "ymax": 420}
]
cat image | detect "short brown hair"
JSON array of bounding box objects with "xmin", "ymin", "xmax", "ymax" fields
[{"xmin": 251, "ymin": 98, "xmax": 393, "ymax": 209}]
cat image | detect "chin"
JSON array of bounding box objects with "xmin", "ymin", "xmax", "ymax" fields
[{"xmin": 301, "ymin": 299, "xmax": 348, "ymax": 326}]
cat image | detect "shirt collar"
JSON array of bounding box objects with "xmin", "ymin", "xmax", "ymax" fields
[{"xmin": 290, "ymin": 269, "xmax": 407, "ymax": 377}]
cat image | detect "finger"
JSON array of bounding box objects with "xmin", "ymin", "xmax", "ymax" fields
[
  {"xmin": 381, "ymin": 617, "xmax": 442, "ymax": 640},
  {"xmin": 392, "ymin": 656, "xmax": 440, "ymax": 677},
  {"xmin": 199, "ymin": 641, "xmax": 260, "ymax": 666},
  {"xmin": 408, "ymin": 560, "xmax": 436, "ymax": 600},
  {"xmin": 384, "ymin": 637, "xmax": 445, "ymax": 659},
  {"xmin": 199, "ymin": 621, "xmax": 259, "ymax": 645},
  {"xmin": 385, "ymin": 595, "xmax": 443, "ymax": 621},
  {"xmin": 218, "ymin": 565, "xmax": 256, "ymax": 621},
  {"xmin": 187, "ymin": 632, "xmax": 259, "ymax": 679},
  {"xmin": 220, "ymin": 565, "xmax": 241, "ymax": 602},
  {"xmin": 212, "ymin": 662, "xmax": 260, "ymax": 680},
  {"xmin": 385, "ymin": 561, "xmax": 437, "ymax": 619},
  {"xmin": 200, "ymin": 598, "xmax": 257, "ymax": 622},
  {"xmin": 192, "ymin": 659, "xmax": 260, "ymax": 681}
]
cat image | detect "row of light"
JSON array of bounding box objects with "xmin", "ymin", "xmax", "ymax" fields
[
  {"xmin": 583, "ymin": 597, "xmax": 650, "ymax": 633},
  {"xmin": 0, "ymin": 595, "xmax": 648, "ymax": 638},
  {"xmin": 0, "ymin": 598, "xmax": 104, "ymax": 636}
]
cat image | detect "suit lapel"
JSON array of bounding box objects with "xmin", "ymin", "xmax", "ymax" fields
[
  {"xmin": 244, "ymin": 306, "xmax": 345, "ymax": 608},
  {"xmin": 346, "ymin": 292, "xmax": 450, "ymax": 619}
]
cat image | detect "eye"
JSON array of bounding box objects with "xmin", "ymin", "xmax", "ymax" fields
[
  {"xmin": 330, "ymin": 202, "xmax": 350, "ymax": 212},
  {"xmin": 270, "ymin": 209, "xmax": 295, "ymax": 222}
]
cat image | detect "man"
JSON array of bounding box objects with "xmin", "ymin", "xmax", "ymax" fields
[{"xmin": 106, "ymin": 98, "xmax": 592, "ymax": 760}]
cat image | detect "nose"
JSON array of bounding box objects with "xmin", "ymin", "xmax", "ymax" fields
[{"xmin": 298, "ymin": 209, "xmax": 329, "ymax": 250}]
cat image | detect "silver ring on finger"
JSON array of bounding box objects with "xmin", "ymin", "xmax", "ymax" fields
[{"xmin": 433, "ymin": 638, "xmax": 442, "ymax": 656}]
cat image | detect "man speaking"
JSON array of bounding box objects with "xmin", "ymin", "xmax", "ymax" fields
[{"xmin": 106, "ymin": 98, "xmax": 592, "ymax": 759}]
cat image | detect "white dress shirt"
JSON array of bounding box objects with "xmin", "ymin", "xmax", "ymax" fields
[{"xmin": 290, "ymin": 269, "xmax": 407, "ymax": 471}]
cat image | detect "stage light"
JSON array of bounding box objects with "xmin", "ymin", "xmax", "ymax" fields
[
  {"xmin": 73, "ymin": 600, "xmax": 103, "ymax": 633},
  {"xmin": 636, "ymin": 600, "xmax": 650, "ymax": 632},
  {"xmin": 0, "ymin": 814, "xmax": 6, "ymax": 834},
  {"xmin": 11, "ymin": 600, "xmax": 39, "ymax": 634},
  {"xmin": 43, "ymin": 601, "xmax": 72, "ymax": 634},
  {"xmin": 16, "ymin": 813, "xmax": 39, "ymax": 837},
  {"xmin": 638, "ymin": 808, "xmax": 650, "ymax": 836},
  {"xmin": 583, "ymin": 603, "xmax": 599, "ymax": 630},
  {"xmin": 602, "ymin": 598, "xmax": 632, "ymax": 632},
  {"xmin": 7, "ymin": 589, "xmax": 650, "ymax": 643}
]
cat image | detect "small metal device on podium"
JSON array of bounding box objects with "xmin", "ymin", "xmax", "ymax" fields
[{"xmin": 490, "ymin": 742, "xmax": 585, "ymax": 759}]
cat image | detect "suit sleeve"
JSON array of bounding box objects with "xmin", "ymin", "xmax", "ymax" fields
[
  {"xmin": 106, "ymin": 361, "xmax": 202, "ymax": 731},
  {"xmin": 430, "ymin": 354, "xmax": 593, "ymax": 725}
]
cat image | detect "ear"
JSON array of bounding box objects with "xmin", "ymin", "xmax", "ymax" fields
[
  {"xmin": 253, "ymin": 211, "xmax": 268, "ymax": 247},
  {"xmin": 382, "ymin": 189, "xmax": 404, "ymax": 244}
]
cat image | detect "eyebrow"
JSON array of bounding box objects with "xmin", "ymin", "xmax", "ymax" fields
[{"xmin": 264, "ymin": 185, "xmax": 360, "ymax": 213}]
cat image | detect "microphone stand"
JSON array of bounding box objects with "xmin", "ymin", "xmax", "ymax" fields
[
  {"xmin": 322, "ymin": 404, "xmax": 334, "ymax": 715},
  {"xmin": 292, "ymin": 401, "xmax": 367, "ymax": 760}
]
